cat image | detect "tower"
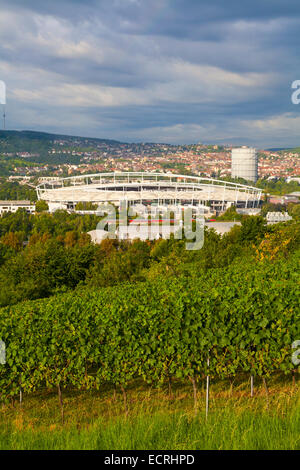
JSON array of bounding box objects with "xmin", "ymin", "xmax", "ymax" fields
[{"xmin": 231, "ymin": 147, "xmax": 258, "ymax": 182}]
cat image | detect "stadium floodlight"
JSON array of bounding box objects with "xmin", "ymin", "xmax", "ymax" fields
[{"xmin": 0, "ymin": 81, "xmax": 6, "ymax": 105}]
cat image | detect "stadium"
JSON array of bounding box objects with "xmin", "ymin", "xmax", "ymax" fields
[{"xmin": 36, "ymin": 172, "xmax": 262, "ymax": 214}]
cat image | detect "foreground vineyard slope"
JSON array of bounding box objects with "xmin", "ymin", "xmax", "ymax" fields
[
  {"xmin": 0, "ymin": 252, "xmax": 298, "ymax": 407},
  {"xmin": 0, "ymin": 212, "xmax": 299, "ymax": 449}
]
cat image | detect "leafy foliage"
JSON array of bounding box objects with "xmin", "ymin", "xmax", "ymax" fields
[
  {"xmin": 0, "ymin": 181, "xmax": 37, "ymax": 201},
  {"xmin": 0, "ymin": 251, "xmax": 298, "ymax": 401}
]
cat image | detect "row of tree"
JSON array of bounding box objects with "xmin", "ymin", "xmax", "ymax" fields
[{"xmin": 0, "ymin": 252, "xmax": 298, "ymax": 413}]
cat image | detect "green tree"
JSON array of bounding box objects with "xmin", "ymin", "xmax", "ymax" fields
[
  {"xmin": 239, "ymin": 216, "xmax": 267, "ymax": 243},
  {"xmin": 35, "ymin": 200, "xmax": 49, "ymax": 212}
]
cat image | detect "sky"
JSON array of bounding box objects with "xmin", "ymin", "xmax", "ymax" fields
[{"xmin": 1, "ymin": 0, "xmax": 300, "ymax": 147}]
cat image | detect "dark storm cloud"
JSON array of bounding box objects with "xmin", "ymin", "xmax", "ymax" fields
[{"xmin": 1, "ymin": 0, "xmax": 300, "ymax": 146}]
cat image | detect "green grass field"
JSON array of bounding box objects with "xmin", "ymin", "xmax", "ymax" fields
[{"xmin": 0, "ymin": 375, "xmax": 299, "ymax": 450}]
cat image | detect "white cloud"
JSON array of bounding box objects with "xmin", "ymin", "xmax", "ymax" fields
[{"xmin": 242, "ymin": 112, "xmax": 300, "ymax": 136}]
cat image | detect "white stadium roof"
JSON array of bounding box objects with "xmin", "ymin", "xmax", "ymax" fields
[{"xmin": 36, "ymin": 172, "xmax": 262, "ymax": 209}]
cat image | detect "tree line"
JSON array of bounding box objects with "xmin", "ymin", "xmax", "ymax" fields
[{"xmin": 0, "ymin": 208, "xmax": 298, "ymax": 307}]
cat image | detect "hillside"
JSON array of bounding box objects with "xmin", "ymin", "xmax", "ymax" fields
[
  {"xmin": 0, "ymin": 130, "xmax": 122, "ymax": 150},
  {"xmin": 0, "ymin": 130, "xmax": 121, "ymax": 160},
  {"xmin": 0, "ymin": 130, "xmax": 180, "ymax": 168}
]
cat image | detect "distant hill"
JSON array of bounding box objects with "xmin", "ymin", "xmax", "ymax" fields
[
  {"xmin": 0, "ymin": 129, "xmax": 183, "ymax": 166},
  {"xmin": 267, "ymin": 147, "xmax": 300, "ymax": 153},
  {"xmin": 266, "ymin": 148, "xmax": 291, "ymax": 151},
  {"xmin": 0, "ymin": 130, "xmax": 124, "ymax": 165},
  {"xmin": 285, "ymin": 147, "xmax": 300, "ymax": 154},
  {"xmin": 0, "ymin": 130, "xmax": 122, "ymax": 144},
  {"xmin": 0, "ymin": 130, "xmax": 122, "ymax": 151},
  {"xmin": 0, "ymin": 129, "xmax": 188, "ymax": 177}
]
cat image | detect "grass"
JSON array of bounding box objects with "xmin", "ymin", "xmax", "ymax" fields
[{"xmin": 0, "ymin": 375, "xmax": 299, "ymax": 450}]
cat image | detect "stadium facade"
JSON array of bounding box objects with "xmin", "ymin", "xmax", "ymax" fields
[{"xmin": 36, "ymin": 172, "xmax": 262, "ymax": 214}]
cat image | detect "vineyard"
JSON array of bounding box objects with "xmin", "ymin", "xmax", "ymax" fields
[{"xmin": 0, "ymin": 250, "xmax": 299, "ymax": 422}]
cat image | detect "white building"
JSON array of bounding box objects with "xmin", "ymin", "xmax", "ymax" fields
[
  {"xmin": 0, "ymin": 200, "xmax": 35, "ymax": 215},
  {"xmin": 286, "ymin": 177, "xmax": 300, "ymax": 184},
  {"xmin": 266, "ymin": 212, "xmax": 292, "ymax": 224},
  {"xmin": 205, "ymin": 221, "xmax": 241, "ymax": 235}
]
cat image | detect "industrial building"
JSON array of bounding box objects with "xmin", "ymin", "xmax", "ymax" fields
[
  {"xmin": 36, "ymin": 172, "xmax": 262, "ymax": 215},
  {"xmin": 231, "ymin": 147, "xmax": 258, "ymax": 182}
]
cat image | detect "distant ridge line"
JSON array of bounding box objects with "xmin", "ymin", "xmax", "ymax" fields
[{"xmin": 0, "ymin": 129, "xmax": 123, "ymax": 145}]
